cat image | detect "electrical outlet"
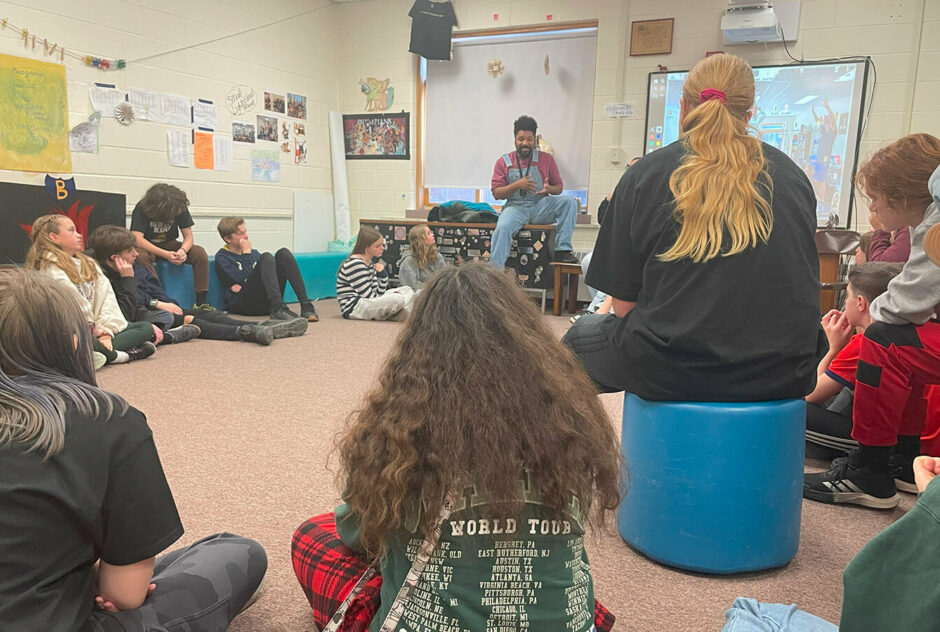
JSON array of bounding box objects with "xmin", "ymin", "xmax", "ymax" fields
[{"xmin": 608, "ymin": 148, "xmax": 624, "ymax": 164}]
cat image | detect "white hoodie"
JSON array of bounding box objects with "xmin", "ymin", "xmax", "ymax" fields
[{"xmin": 40, "ymin": 255, "xmax": 128, "ymax": 337}]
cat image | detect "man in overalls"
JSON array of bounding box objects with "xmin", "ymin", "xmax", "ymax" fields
[{"xmin": 489, "ymin": 115, "xmax": 580, "ymax": 268}]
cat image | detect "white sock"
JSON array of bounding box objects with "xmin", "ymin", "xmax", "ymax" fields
[{"xmin": 111, "ymin": 350, "xmax": 130, "ymax": 364}]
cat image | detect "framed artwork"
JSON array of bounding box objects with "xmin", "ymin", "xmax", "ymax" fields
[
  {"xmin": 630, "ymin": 18, "xmax": 674, "ymax": 56},
  {"xmin": 342, "ymin": 112, "xmax": 410, "ymax": 160}
]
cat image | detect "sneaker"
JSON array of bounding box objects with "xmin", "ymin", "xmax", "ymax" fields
[
  {"xmin": 110, "ymin": 350, "xmax": 131, "ymax": 365},
  {"xmin": 270, "ymin": 303, "xmax": 300, "ymax": 321},
  {"xmin": 300, "ymin": 300, "xmax": 319, "ymax": 322},
  {"xmin": 570, "ymin": 308, "xmax": 593, "ymax": 324},
  {"xmin": 238, "ymin": 324, "xmax": 274, "ymax": 346},
  {"xmin": 553, "ymin": 250, "xmax": 580, "ymax": 264},
  {"xmin": 803, "ymin": 453, "xmax": 900, "ymax": 509},
  {"xmin": 92, "ymin": 351, "xmax": 107, "ymax": 371},
  {"xmin": 259, "ymin": 317, "xmax": 308, "ymax": 339},
  {"xmin": 163, "ymin": 324, "xmax": 201, "ymax": 344},
  {"xmin": 125, "ymin": 342, "xmax": 157, "ymax": 362},
  {"xmin": 890, "ymin": 453, "xmax": 919, "ymax": 494},
  {"xmin": 192, "ymin": 303, "xmax": 221, "ymax": 313}
]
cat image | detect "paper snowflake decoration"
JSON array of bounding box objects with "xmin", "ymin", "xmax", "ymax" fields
[
  {"xmin": 487, "ymin": 59, "xmax": 505, "ymax": 79},
  {"xmin": 114, "ymin": 102, "xmax": 135, "ymax": 125}
]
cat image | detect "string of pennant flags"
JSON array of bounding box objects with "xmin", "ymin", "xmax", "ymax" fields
[{"xmin": 1, "ymin": 17, "xmax": 125, "ymax": 70}]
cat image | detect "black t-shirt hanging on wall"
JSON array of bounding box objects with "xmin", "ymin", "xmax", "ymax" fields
[{"xmin": 409, "ymin": 0, "xmax": 458, "ymax": 61}]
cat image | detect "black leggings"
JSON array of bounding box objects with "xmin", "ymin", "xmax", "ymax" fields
[
  {"xmin": 170, "ymin": 310, "xmax": 254, "ymax": 342},
  {"xmin": 228, "ymin": 249, "xmax": 309, "ymax": 316}
]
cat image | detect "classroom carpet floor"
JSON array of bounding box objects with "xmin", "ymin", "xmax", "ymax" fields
[{"xmin": 97, "ymin": 299, "xmax": 913, "ymax": 632}]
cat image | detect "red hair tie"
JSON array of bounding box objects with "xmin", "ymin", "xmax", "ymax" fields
[{"xmin": 699, "ymin": 88, "xmax": 726, "ymax": 104}]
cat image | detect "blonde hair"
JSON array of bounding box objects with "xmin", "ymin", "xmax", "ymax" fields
[
  {"xmin": 408, "ymin": 224, "xmax": 438, "ymax": 269},
  {"xmin": 662, "ymin": 53, "xmax": 773, "ymax": 263},
  {"xmin": 24, "ymin": 215, "xmax": 99, "ymax": 285}
]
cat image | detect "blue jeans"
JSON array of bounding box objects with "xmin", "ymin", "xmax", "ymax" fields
[
  {"xmin": 489, "ymin": 195, "xmax": 578, "ymax": 268},
  {"xmin": 722, "ymin": 597, "xmax": 839, "ymax": 632}
]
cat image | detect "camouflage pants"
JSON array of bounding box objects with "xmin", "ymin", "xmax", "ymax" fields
[{"xmin": 85, "ymin": 533, "xmax": 267, "ymax": 632}]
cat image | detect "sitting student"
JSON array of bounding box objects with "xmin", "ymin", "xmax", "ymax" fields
[
  {"xmin": 397, "ymin": 224, "xmax": 447, "ymax": 290},
  {"xmin": 804, "ymin": 134, "xmax": 940, "ymax": 509},
  {"xmin": 130, "ymin": 183, "xmax": 214, "ymax": 310},
  {"xmin": 564, "ymin": 53, "xmax": 822, "ymax": 400},
  {"xmin": 723, "ymin": 456, "xmax": 940, "ymax": 632},
  {"xmin": 215, "ymin": 217, "xmax": 319, "ymax": 322},
  {"xmin": 336, "ymin": 226, "xmax": 415, "ymax": 320},
  {"xmin": 801, "ymin": 263, "xmax": 939, "ymax": 489},
  {"xmin": 0, "ymin": 268, "xmax": 267, "ymax": 632},
  {"xmin": 88, "ymin": 225, "xmax": 290, "ymax": 346},
  {"xmin": 25, "ymin": 215, "xmax": 156, "ymax": 365},
  {"xmin": 291, "ymin": 263, "xmax": 621, "ymax": 632}
]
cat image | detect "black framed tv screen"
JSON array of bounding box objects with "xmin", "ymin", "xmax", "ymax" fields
[{"xmin": 644, "ymin": 60, "xmax": 869, "ymax": 228}]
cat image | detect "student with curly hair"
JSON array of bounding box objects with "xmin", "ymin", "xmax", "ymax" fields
[
  {"xmin": 292, "ymin": 263, "xmax": 622, "ymax": 632},
  {"xmin": 397, "ymin": 224, "xmax": 447, "ymax": 290},
  {"xmin": 130, "ymin": 183, "xmax": 213, "ymax": 310}
]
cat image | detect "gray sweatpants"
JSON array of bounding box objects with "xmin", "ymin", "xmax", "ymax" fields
[{"xmin": 86, "ymin": 532, "xmax": 267, "ymax": 632}]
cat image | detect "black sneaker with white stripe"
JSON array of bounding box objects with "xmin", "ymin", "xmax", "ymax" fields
[{"xmin": 803, "ymin": 454, "xmax": 900, "ymax": 509}]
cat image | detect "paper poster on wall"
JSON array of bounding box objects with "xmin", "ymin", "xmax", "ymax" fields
[
  {"xmin": 127, "ymin": 88, "xmax": 163, "ymax": 121},
  {"xmin": 69, "ymin": 112, "xmax": 101, "ymax": 153},
  {"xmin": 293, "ymin": 122, "xmax": 307, "ymax": 165},
  {"xmin": 193, "ymin": 132, "xmax": 214, "ymax": 169},
  {"xmin": 256, "ymin": 115, "xmax": 278, "ymax": 141},
  {"xmin": 166, "ymin": 129, "xmax": 190, "ymax": 167},
  {"xmin": 251, "ymin": 149, "xmax": 280, "ymax": 182},
  {"xmin": 161, "ymin": 93, "xmax": 190, "ymax": 126},
  {"xmin": 89, "ymin": 84, "xmax": 125, "ymax": 117},
  {"xmin": 359, "ymin": 78, "xmax": 394, "ymax": 112},
  {"xmin": 213, "ymin": 135, "xmax": 232, "ymax": 171},
  {"xmin": 264, "ymin": 91, "xmax": 285, "ymax": 114},
  {"xmin": 0, "ymin": 54, "xmax": 72, "ymax": 173},
  {"xmin": 343, "ymin": 112, "xmax": 410, "ymax": 160},
  {"xmin": 287, "ymin": 93, "xmax": 306, "ymax": 119},
  {"xmin": 233, "ymin": 122, "xmax": 255, "ymax": 143},
  {"xmin": 225, "ymin": 85, "xmax": 255, "ymax": 115},
  {"xmin": 192, "ymin": 100, "xmax": 217, "ymax": 130},
  {"xmin": 279, "ymin": 120, "xmax": 291, "ymax": 154},
  {"xmin": 0, "ymin": 181, "xmax": 125, "ymax": 264}
]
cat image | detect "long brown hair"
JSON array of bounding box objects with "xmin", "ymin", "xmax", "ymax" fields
[
  {"xmin": 338, "ymin": 263, "xmax": 622, "ymax": 559},
  {"xmin": 408, "ymin": 224, "xmax": 438, "ymax": 269},
  {"xmin": 855, "ymin": 133, "xmax": 940, "ymax": 215},
  {"xmin": 351, "ymin": 226, "xmax": 383, "ymax": 255},
  {"xmin": 24, "ymin": 215, "xmax": 98, "ymax": 285},
  {"xmin": 663, "ymin": 53, "xmax": 772, "ymax": 263}
]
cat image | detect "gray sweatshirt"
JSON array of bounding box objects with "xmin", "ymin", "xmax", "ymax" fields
[
  {"xmin": 398, "ymin": 253, "xmax": 447, "ymax": 289},
  {"xmin": 869, "ymin": 203, "xmax": 940, "ymax": 325}
]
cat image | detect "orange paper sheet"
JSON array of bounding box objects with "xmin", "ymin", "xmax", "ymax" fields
[{"xmin": 193, "ymin": 132, "xmax": 214, "ymax": 169}]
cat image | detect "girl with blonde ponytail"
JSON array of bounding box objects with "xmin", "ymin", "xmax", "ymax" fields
[{"xmin": 565, "ymin": 53, "xmax": 823, "ymax": 402}]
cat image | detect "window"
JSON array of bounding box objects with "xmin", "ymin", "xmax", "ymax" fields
[{"xmin": 419, "ymin": 24, "xmax": 598, "ymax": 210}]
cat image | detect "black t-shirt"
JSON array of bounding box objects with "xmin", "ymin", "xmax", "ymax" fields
[
  {"xmin": 587, "ymin": 141, "xmax": 825, "ymax": 401},
  {"xmin": 129, "ymin": 201, "xmax": 195, "ymax": 244},
  {"xmin": 0, "ymin": 399, "xmax": 183, "ymax": 632},
  {"xmin": 409, "ymin": 0, "xmax": 458, "ymax": 61}
]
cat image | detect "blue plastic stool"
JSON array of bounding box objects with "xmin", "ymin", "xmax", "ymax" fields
[{"xmin": 617, "ymin": 394, "xmax": 806, "ymax": 574}]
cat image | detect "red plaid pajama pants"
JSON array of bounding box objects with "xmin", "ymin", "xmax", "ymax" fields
[{"xmin": 291, "ymin": 513, "xmax": 616, "ymax": 632}]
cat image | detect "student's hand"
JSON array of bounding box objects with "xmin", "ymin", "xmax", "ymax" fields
[
  {"xmin": 914, "ymin": 456, "xmax": 940, "ymax": 493},
  {"xmin": 111, "ymin": 255, "xmax": 134, "ymax": 278},
  {"xmin": 175, "ymin": 248, "xmax": 188, "ymax": 263},
  {"xmin": 240, "ymin": 239, "xmax": 252, "ymax": 255},
  {"xmin": 536, "ymin": 184, "xmax": 550, "ymax": 196},
  {"xmin": 231, "ymin": 284, "xmax": 242, "ymax": 294},
  {"xmin": 855, "ymin": 247, "xmax": 867, "ymax": 265},
  {"xmin": 373, "ymin": 260, "xmax": 385, "ymax": 273},
  {"xmin": 820, "ymin": 309, "xmax": 853, "ymax": 350},
  {"xmin": 156, "ymin": 301, "xmax": 183, "ymax": 316},
  {"xmin": 97, "ymin": 335, "xmax": 113, "ymax": 351},
  {"xmin": 95, "ymin": 583, "xmax": 155, "ymax": 612},
  {"xmin": 516, "ymin": 176, "xmax": 538, "ymax": 193}
]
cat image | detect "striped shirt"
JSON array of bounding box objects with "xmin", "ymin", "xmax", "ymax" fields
[{"xmin": 336, "ymin": 256, "xmax": 388, "ymax": 318}]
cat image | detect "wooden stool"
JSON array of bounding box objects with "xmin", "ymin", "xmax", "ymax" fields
[{"xmin": 550, "ymin": 262, "xmax": 582, "ymax": 316}]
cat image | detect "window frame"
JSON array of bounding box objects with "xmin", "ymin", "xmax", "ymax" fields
[{"xmin": 414, "ymin": 20, "xmax": 598, "ymax": 211}]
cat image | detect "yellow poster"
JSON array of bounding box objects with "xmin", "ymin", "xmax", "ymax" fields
[{"xmin": 0, "ymin": 54, "xmax": 71, "ymax": 173}]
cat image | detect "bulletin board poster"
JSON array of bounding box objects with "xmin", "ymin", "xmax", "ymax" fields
[{"xmin": 0, "ymin": 54, "xmax": 72, "ymax": 173}]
